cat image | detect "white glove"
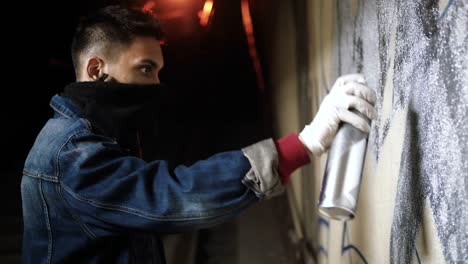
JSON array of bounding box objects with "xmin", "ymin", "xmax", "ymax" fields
[{"xmin": 299, "ymin": 74, "xmax": 377, "ymax": 156}]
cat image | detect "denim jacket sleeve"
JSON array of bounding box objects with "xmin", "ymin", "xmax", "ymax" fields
[{"xmin": 58, "ymin": 128, "xmax": 284, "ymax": 233}]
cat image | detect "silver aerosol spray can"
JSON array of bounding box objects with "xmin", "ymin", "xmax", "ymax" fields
[{"xmin": 318, "ymin": 111, "xmax": 371, "ymax": 221}]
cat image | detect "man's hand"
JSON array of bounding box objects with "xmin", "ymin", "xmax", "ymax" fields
[{"xmin": 299, "ymin": 74, "xmax": 377, "ymax": 156}]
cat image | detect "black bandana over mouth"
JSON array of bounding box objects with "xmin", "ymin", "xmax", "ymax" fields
[{"xmin": 62, "ymin": 81, "xmax": 164, "ymax": 159}]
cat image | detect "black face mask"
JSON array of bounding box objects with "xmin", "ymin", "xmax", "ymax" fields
[{"xmin": 62, "ymin": 80, "xmax": 165, "ymax": 159}]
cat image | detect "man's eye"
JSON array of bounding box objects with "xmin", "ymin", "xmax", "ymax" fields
[{"xmin": 140, "ymin": 66, "xmax": 152, "ymax": 74}]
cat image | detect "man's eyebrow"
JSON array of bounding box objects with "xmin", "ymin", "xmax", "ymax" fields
[{"xmin": 140, "ymin": 59, "xmax": 159, "ymax": 68}]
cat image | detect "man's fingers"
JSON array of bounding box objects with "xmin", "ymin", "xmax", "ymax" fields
[
  {"xmin": 337, "ymin": 74, "xmax": 366, "ymax": 86},
  {"xmin": 337, "ymin": 110, "xmax": 371, "ymax": 133},
  {"xmin": 343, "ymin": 82, "xmax": 377, "ymax": 105},
  {"xmin": 345, "ymin": 95, "xmax": 376, "ymax": 120}
]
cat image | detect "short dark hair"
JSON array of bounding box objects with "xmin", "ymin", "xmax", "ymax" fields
[{"xmin": 71, "ymin": 5, "xmax": 164, "ymax": 76}]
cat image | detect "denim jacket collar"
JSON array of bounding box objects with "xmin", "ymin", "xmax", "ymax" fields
[{"xmin": 50, "ymin": 94, "xmax": 84, "ymax": 119}]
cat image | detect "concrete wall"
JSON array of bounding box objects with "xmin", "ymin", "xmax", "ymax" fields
[{"xmin": 269, "ymin": 0, "xmax": 467, "ymax": 263}]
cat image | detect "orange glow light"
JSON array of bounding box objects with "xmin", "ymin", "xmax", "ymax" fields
[
  {"xmin": 241, "ymin": 0, "xmax": 265, "ymax": 92},
  {"xmin": 199, "ymin": 0, "xmax": 214, "ymax": 27},
  {"xmin": 142, "ymin": 1, "xmax": 156, "ymax": 14}
]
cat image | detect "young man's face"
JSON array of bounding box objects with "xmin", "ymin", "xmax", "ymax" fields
[{"xmin": 84, "ymin": 36, "xmax": 164, "ymax": 84}]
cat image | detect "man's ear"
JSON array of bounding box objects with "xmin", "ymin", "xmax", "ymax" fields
[{"xmin": 85, "ymin": 56, "xmax": 105, "ymax": 81}]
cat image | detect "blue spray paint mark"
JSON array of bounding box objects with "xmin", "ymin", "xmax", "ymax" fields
[
  {"xmin": 318, "ymin": 217, "xmax": 330, "ymax": 262},
  {"xmin": 439, "ymin": 0, "xmax": 454, "ymax": 19},
  {"xmin": 341, "ymin": 221, "xmax": 369, "ymax": 264},
  {"xmin": 415, "ymin": 245, "xmax": 422, "ymax": 264}
]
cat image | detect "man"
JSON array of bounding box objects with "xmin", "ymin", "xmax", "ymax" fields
[{"xmin": 21, "ymin": 5, "xmax": 376, "ymax": 263}]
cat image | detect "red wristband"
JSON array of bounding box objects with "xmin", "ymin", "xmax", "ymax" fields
[{"xmin": 275, "ymin": 133, "xmax": 311, "ymax": 184}]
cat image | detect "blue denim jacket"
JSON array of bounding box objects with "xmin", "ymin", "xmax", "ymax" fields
[{"xmin": 21, "ymin": 95, "xmax": 284, "ymax": 263}]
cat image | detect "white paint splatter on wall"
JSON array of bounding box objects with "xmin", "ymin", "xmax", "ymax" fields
[
  {"xmin": 315, "ymin": 0, "xmax": 467, "ymax": 262},
  {"xmin": 269, "ymin": 0, "xmax": 466, "ymax": 261}
]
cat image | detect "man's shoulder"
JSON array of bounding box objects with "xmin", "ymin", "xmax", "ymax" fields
[{"xmin": 23, "ymin": 116, "xmax": 92, "ymax": 180}]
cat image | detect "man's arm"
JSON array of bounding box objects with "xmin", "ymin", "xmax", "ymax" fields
[
  {"xmin": 58, "ymin": 130, "xmax": 282, "ymax": 234},
  {"xmin": 57, "ymin": 73, "xmax": 375, "ymax": 235}
]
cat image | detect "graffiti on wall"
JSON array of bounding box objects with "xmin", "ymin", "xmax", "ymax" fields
[{"xmin": 313, "ymin": 0, "xmax": 467, "ymax": 263}]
